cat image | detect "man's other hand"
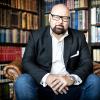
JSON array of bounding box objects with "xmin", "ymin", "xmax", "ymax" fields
[{"xmin": 46, "ymin": 74, "xmax": 75, "ymax": 95}]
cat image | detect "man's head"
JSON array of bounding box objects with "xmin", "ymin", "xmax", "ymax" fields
[{"xmin": 49, "ymin": 4, "xmax": 70, "ymax": 35}]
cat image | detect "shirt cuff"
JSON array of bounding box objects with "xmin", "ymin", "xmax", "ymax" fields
[
  {"xmin": 70, "ymin": 74, "xmax": 82, "ymax": 85},
  {"xmin": 40, "ymin": 73, "xmax": 50, "ymax": 87}
]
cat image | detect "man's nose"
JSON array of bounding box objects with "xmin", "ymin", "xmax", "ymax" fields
[{"xmin": 59, "ymin": 17, "xmax": 63, "ymax": 23}]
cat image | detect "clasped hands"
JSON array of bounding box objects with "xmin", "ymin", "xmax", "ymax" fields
[{"xmin": 46, "ymin": 74, "xmax": 75, "ymax": 95}]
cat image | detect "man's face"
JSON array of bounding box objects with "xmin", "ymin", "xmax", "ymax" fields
[{"xmin": 49, "ymin": 5, "xmax": 70, "ymax": 35}]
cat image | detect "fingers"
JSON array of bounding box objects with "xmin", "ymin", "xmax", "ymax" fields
[
  {"xmin": 53, "ymin": 86, "xmax": 69, "ymax": 95},
  {"xmin": 60, "ymin": 88, "xmax": 67, "ymax": 94},
  {"xmin": 46, "ymin": 74, "xmax": 70, "ymax": 95},
  {"xmin": 46, "ymin": 74, "xmax": 57, "ymax": 87},
  {"xmin": 65, "ymin": 86, "xmax": 69, "ymax": 91},
  {"xmin": 58, "ymin": 82, "xmax": 67, "ymax": 92},
  {"xmin": 57, "ymin": 81, "xmax": 69, "ymax": 94},
  {"xmin": 53, "ymin": 90, "xmax": 59, "ymax": 95},
  {"xmin": 51, "ymin": 80, "xmax": 62, "ymax": 90},
  {"xmin": 51, "ymin": 80, "xmax": 61, "ymax": 95},
  {"xmin": 51, "ymin": 80, "xmax": 69, "ymax": 95}
]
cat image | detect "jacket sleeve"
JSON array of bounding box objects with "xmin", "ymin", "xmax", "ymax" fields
[{"xmin": 22, "ymin": 31, "xmax": 48, "ymax": 84}]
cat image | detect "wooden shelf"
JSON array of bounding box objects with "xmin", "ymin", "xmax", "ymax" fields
[
  {"xmin": 90, "ymin": 43, "xmax": 100, "ymax": 47},
  {"xmin": 91, "ymin": 5, "xmax": 100, "ymax": 8},
  {"xmin": 91, "ymin": 23, "xmax": 100, "ymax": 27},
  {"xmin": 0, "ymin": 43, "xmax": 27, "ymax": 47},
  {"xmin": 0, "ymin": 26, "xmax": 35, "ymax": 31},
  {"xmin": 70, "ymin": 7, "xmax": 88, "ymax": 11},
  {"xmin": 0, "ymin": 2, "xmax": 39, "ymax": 14}
]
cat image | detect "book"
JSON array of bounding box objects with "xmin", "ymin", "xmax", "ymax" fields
[
  {"xmin": 0, "ymin": 46, "xmax": 22, "ymax": 62},
  {"xmin": 91, "ymin": 7, "xmax": 96, "ymax": 25},
  {"xmin": 93, "ymin": 49, "xmax": 100, "ymax": 62},
  {"xmin": 10, "ymin": 10, "xmax": 19, "ymax": 28}
]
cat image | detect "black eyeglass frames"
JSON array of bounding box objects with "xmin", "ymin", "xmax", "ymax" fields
[{"xmin": 51, "ymin": 13, "xmax": 70, "ymax": 22}]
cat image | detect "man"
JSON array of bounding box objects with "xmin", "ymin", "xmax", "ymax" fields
[{"xmin": 15, "ymin": 4, "xmax": 100, "ymax": 100}]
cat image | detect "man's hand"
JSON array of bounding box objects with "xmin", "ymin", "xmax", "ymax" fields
[
  {"xmin": 46, "ymin": 74, "xmax": 60, "ymax": 94},
  {"xmin": 46, "ymin": 74, "xmax": 75, "ymax": 95},
  {"xmin": 56, "ymin": 75, "xmax": 75, "ymax": 93}
]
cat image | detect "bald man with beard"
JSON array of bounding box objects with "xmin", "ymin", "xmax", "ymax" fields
[{"xmin": 15, "ymin": 4, "xmax": 100, "ymax": 100}]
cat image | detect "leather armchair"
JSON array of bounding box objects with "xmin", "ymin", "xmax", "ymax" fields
[
  {"xmin": 3, "ymin": 60, "xmax": 100, "ymax": 100},
  {"xmin": 93, "ymin": 62, "xmax": 100, "ymax": 76},
  {"xmin": 3, "ymin": 60, "xmax": 22, "ymax": 81}
]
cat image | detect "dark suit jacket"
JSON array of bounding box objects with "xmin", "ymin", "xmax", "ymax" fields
[{"xmin": 22, "ymin": 26, "xmax": 93, "ymax": 84}]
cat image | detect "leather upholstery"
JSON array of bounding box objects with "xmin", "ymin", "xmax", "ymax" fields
[{"xmin": 3, "ymin": 60, "xmax": 22, "ymax": 81}]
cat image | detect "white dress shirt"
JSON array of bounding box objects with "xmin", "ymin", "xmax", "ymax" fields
[{"xmin": 40, "ymin": 29, "xmax": 82, "ymax": 87}]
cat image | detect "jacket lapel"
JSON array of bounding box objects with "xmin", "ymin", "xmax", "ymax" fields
[
  {"xmin": 44, "ymin": 27, "xmax": 52, "ymax": 67},
  {"xmin": 64, "ymin": 29, "xmax": 72, "ymax": 66}
]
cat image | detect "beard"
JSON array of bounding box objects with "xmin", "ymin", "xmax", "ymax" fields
[{"xmin": 52, "ymin": 25, "xmax": 66, "ymax": 35}]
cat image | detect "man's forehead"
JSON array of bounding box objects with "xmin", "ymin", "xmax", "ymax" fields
[
  {"xmin": 51, "ymin": 5, "xmax": 69, "ymax": 16},
  {"xmin": 52, "ymin": 4, "xmax": 66, "ymax": 11}
]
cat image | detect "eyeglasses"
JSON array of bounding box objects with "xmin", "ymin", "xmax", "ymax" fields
[{"xmin": 51, "ymin": 13, "xmax": 70, "ymax": 22}]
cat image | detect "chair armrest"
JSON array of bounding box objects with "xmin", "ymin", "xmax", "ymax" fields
[
  {"xmin": 3, "ymin": 60, "xmax": 22, "ymax": 81},
  {"xmin": 93, "ymin": 62, "xmax": 100, "ymax": 76}
]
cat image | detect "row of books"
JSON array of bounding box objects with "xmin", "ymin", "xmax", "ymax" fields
[
  {"xmin": 0, "ymin": 0, "xmax": 38, "ymax": 12},
  {"xmin": 91, "ymin": 26, "xmax": 100, "ymax": 43},
  {"xmin": 69, "ymin": 10, "xmax": 88, "ymax": 30},
  {"xmin": 0, "ymin": 29, "xmax": 30, "ymax": 43},
  {"xmin": 66, "ymin": 0, "xmax": 88, "ymax": 10},
  {"xmin": 93, "ymin": 49, "xmax": 100, "ymax": 62},
  {"xmin": 0, "ymin": 8, "xmax": 10, "ymax": 27},
  {"xmin": 91, "ymin": 7, "xmax": 100, "ymax": 25},
  {"xmin": 44, "ymin": 0, "xmax": 88, "ymax": 13},
  {"xmin": 0, "ymin": 8, "xmax": 39, "ymax": 30},
  {"xmin": 0, "ymin": 46, "xmax": 25, "ymax": 62},
  {"xmin": 11, "ymin": 0, "xmax": 37, "ymax": 12},
  {"xmin": 91, "ymin": 0, "xmax": 100, "ymax": 6},
  {"xmin": 44, "ymin": 0, "xmax": 65, "ymax": 13},
  {"xmin": 0, "ymin": 0, "xmax": 10, "ymax": 6},
  {"xmin": 44, "ymin": 14, "xmax": 49, "ymax": 26}
]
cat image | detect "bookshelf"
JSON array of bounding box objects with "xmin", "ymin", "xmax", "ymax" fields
[
  {"xmin": 68, "ymin": 0, "xmax": 89, "ymax": 42},
  {"xmin": 0, "ymin": 0, "xmax": 40, "ymax": 62},
  {"xmin": 0, "ymin": 0, "xmax": 40, "ymax": 99},
  {"xmin": 89, "ymin": 0, "xmax": 100, "ymax": 63}
]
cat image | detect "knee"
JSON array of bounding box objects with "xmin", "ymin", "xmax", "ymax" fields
[
  {"xmin": 81, "ymin": 74, "xmax": 100, "ymax": 100},
  {"xmin": 14, "ymin": 74, "xmax": 35, "ymax": 90},
  {"xmin": 14, "ymin": 74, "xmax": 38, "ymax": 100},
  {"xmin": 15, "ymin": 74, "xmax": 32, "ymax": 84},
  {"xmin": 84, "ymin": 74, "xmax": 100, "ymax": 93},
  {"xmin": 86, "ymin": 74, "xmax": 100, "ymax": 86}
]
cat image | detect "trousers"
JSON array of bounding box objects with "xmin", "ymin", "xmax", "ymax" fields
[{"xmin": 14, "ymin": 73, "xmax": 100, "ymax": 100}]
